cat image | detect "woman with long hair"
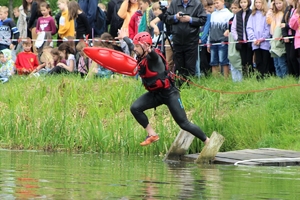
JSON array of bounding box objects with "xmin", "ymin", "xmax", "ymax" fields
[{"xmin": 19, "ymin": 0, "xmax": 33, "ymax": 39}]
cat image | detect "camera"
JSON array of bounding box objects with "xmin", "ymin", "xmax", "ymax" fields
[
  {"xmin": 159, "ymin": 1, "xmax": 168, "ymax": 12},
  {"xmin": 160, "ymin": 1, "xmax": 168, "ymax": 6},
  {"xmin": 179, "ymin": 13, "xmax": 189, "ymax": 17}
]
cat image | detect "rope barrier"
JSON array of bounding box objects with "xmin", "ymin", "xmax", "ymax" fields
[{"xmin": 7, "ymin": 35, "xmax": 297, "ymax": 47}]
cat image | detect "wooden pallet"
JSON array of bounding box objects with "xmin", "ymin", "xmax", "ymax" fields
[{"xmin": 183, "ymin": 148, "xmax": 300, "ymax": 166}]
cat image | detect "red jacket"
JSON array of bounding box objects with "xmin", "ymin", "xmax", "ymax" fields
[
  {"xmin": 15, "ymin": 52, "xmax": 39, "ymax": 75},
  {"xmin": 128, "ymin": 10, "xmax": 143, "ymax": 39}
]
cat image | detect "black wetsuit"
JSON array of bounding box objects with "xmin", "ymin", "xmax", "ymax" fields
[{"xmin": 130, "ymin": 50, "xmax": 207, "ymax": 142}]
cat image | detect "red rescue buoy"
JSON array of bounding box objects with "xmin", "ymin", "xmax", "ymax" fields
[{"xmin": 83, "ymin": 47, "xmax": 138, "ymax": 76}]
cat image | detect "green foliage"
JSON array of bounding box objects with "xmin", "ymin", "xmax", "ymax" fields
[{"xmin": 0, "ymin": 75, "xmax": 299, "ymax": 155}]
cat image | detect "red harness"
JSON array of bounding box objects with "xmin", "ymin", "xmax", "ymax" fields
[{"xmin": 138, "ymin": 49, "xmax": 173, "ymax": 91}]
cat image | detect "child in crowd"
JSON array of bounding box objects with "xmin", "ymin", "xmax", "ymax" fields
[
  {"xmin": 0, "ymin": 6, "xmax": 19, "ymax": 51},
  {"xmin": 35, "ymin": 2, "xmax": 56, "ymax": 57},
  {"xmin": 68, "ymin": 0, "xmax": 91, "ymax": 40},
  {"xmin": 57, "ymin": 0, "xmax": 75, "ymax": 39},
  {"xmin": 15, "ymin": 38, "xmax": 41, "ymax": 75},
  {"xmin": 50, "ymin": 47, "xmax": 66, "ymax": 66},
  {"xmin": 225, "ymin": 0, "xmax": 242, "ymax": 82},
  {"xmin": 13, "ymin": 7, "xmax": 20, "ymax": 31},
  {"xmin": 128, "ymin": 3, "xmax": 143, "ymax": 39},
  {"xmin": 224, "ymin": 0, "xmax": 240, "ymax": 37},
  {"xmin": 288, "ymin": 0, "xmax": 300, "ymax": 75},
  {"xmin": 32, "ymin": 46, "xmax": 53, "ymax": 74},
  {"xmin": 266, "ymin": 0, "xmax": 288, "ymax": 78},
  {"xmin": 207, "ymin": 0, "xmax": 233, "ymax": 78},
  {"xmin": 0, "ymin": 49, "xmax": 15, "ymax": 82},
  {"xmin": 281, "ymin": 0, "xmax": 299, "ymax": 77},
  {"xmin": 76, "ymin": 41, "xmax": 92, "ymax": 77},
  {"xmin": 206, "ymin": 0, "xmax": 215, "ymax": 13},
  {"xmin": 35, "ymin": 47, "xmax": 67, "ymax": 75},
  {"xmin": 138, "ymin": 0, "xmax": 155, "ymax": 35},
  {"xmin": 246, "ymin": 0, "xmax": 272, "ymax": 78},
  {"xmin": 48, "ymin": 43, "xmax": 76, "ymax": 74},
  {"xmin": 149, "ymin": 2, "xmax": 162, "ymax": 36},
  {"xmin": 231, "ymin": 0, "xmax": 253, "ymax": 79},
  {"xmin": 13, "ymin": 7, "xmax": 24, "ymax": 55},
  {"xmin": 197, "ymin": 0, "xmax": 214, "ymax": 77}
]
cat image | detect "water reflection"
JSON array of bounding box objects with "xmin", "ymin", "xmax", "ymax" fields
[{"xmin": 165, "ymin": 161, "xmax": 223, "ymax": 199}]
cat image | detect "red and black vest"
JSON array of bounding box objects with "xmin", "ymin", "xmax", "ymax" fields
[{"xmin": 138, "ymin": 49, "xmax": 173, "ymax": 91}]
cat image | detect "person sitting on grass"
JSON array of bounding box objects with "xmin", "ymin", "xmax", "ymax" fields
[
  {"xmin": 32, "ymin": 46, "xmax": 54, "ymax": 74},
  {"xmin": 123, "ymin": 31, "xmax": 210, "ymax": 146},
  {"xmin": 15, "ymin": 38, "xmax": 42, "ymax": 75},
  {"xmin": 0, "ymin": 49, "xmax": 15, "ymax": 83},
  {"xmin": 76, "ymin": 41, "xmax": 92, "ymax": 77},
  {"xmin": 48, "ymin": 43, "xmax": 76, "ymax": 74}
]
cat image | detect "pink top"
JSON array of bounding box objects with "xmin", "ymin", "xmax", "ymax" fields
[
  {"xmin": 289, "ymin": 9, "xmax": 300, "ymax": 49},
  {"xmin": 36, "ymin": 16, "xmax": 57, "ymax": 35}
]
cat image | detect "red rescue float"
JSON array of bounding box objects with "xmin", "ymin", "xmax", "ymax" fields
[{"xmin": 83, "ymin": 47, "xmax": 138, "ymax": 76}]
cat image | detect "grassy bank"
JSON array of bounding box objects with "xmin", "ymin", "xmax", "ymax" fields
[{"xmin": 0, "ymin": 74, "xmax": 299, "ymax": 154}]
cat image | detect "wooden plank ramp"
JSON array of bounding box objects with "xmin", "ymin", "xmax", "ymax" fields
[{"xmin": 183, "ymin": 148, "xmax": 300, "ymax": 166}]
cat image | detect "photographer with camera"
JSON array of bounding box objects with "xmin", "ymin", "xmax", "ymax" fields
[
  {"xmin": 165, "ymin": 0, "xmax": 207, "ymax": 86},
  {"xmin": 150, "ymin": 1, "xmax": 174, "ymax": 72}
]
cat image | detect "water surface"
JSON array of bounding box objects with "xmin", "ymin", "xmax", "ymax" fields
[{"xmin": 0, "ymin": 150, "xmax": 299, "ymax": 199}]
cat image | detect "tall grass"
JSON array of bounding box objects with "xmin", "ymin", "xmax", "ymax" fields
[{"xmin": 0, "ymin": 74, "xmax": 299, "ymax": 154}]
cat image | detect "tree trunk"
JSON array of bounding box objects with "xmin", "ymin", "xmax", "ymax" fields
[{"xmin": 9, "ymin": 0, "xmax": 13, "ymax": 19}]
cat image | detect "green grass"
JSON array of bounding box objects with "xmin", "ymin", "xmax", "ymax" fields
[{"xmin": 0, "ymin": 74, "xmax": 300, "ymax": 154}]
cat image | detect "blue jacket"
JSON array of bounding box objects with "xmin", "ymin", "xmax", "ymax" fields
[
  {"xmin": 199, "ymin": 14, "xmax": 210, "ymax": 44},
  {"xmin": 78, "ymin": 0, "xmax": 98, "ymax": 30}
]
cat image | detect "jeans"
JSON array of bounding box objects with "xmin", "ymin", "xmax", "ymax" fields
[
  {"xmin": 273, "ymin": 55, "xmax": 288, "ymax": 78},
  {"xmin": 210, "ymin": 44, "xmax": 229, "ymax": 66}
]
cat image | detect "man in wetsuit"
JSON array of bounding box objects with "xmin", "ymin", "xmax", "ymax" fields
[{"xmin": 130, "ymin": 32, "xmax": 210, "ymax": 146}]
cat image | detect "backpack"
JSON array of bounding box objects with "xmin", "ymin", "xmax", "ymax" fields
[{"xmin": 94, "ymin": 7, "xmax": 107, "ymax": 37}]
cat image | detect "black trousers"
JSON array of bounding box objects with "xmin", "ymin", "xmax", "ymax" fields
[
  {"xmin": 173, "ymin": 43, "xmax": 198, "ymax": 77},
  {"xmin": 254, "ymin": 49, "xmax": 273, "ymax": 77},
  {"xmin": 48, "ymin": 66, "xmax": 68, "ymax": 74},
  {"xmin": 285, "ymin": 41, "xmax": 299, "ymax": 77},
  {"xmin": 200, "ymin": 46, "xmax": 211, "ymax": 76},
  {"xmin": 285, "ymin": 40, "xmax": 299, "ymax": 77},
  {"xmin": 130, "ymin": 86, "xmax": 207, "ymax": 142},
  {"xmin": 240, "ymin": 43, "xmax": 253, "ymax": 66}
]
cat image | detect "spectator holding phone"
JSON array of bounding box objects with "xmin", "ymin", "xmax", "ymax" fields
[{"xmin": 166, "ymin": 0, "xmax": 207, "ymax": 87}]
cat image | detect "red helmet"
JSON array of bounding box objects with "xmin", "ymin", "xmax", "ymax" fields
[{"xmin": 133, "ymin": 32, "xmax": 152, "ymax": 46}]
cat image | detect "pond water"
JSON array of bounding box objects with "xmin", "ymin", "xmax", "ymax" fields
[{"xmin": 0, "ymin": 150, "xmax": 300, "ymax": 199}]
